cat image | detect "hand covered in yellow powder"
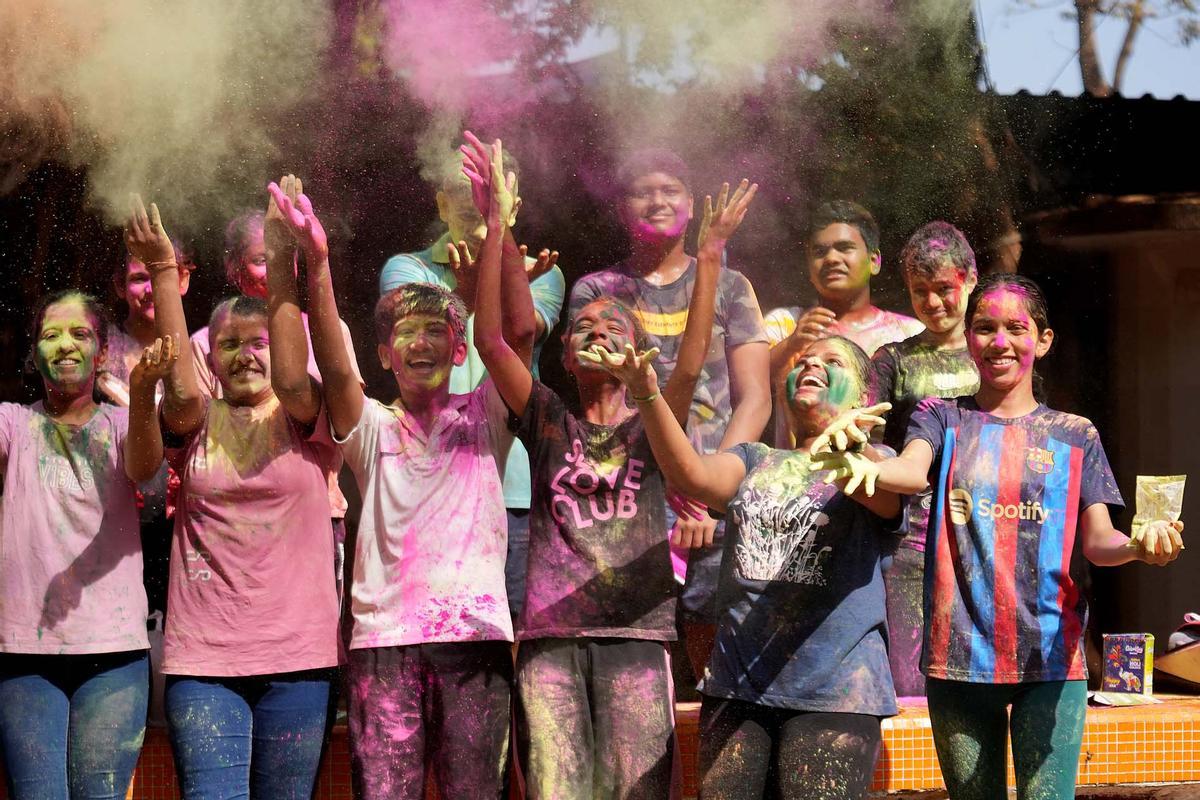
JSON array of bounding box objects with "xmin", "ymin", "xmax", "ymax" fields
[
  {"xmin": 809, "ymin": 403, "xmax": 892, "ymax": 455},
  {"xmin": 808, "ymin": 449, "xmax": 881, "ymax": 497},
  {"xmin": 461, "ymin": 131, "xmax": 518, "ymax": 228},
  {"xmin": 1130, "ymin": 519, "xmax": 1185, "ymax": 566},
  {"xmin": 130, "ymin": 335, "xmax": 179, "ymax": 392},
  {"xmin": 576, "ymin": 342, "xmax": 662, "ymax": 399}
]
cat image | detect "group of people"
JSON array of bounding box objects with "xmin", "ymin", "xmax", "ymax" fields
[{"xmin": 0, "ymin": 130, "xmax": 1185, "ymax": 800}]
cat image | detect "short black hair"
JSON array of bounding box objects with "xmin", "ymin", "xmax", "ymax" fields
[
  {"xmin": 899, "ymin": 221, "xmax": 977, "ymax": 284},
  {"xmin": 616, "ymin": 149, "xmax": 692, "ymax": 195},
  {"xmin": 808, "ymin": 201, "xmax": 880, "ymax": 254},
  {"xmin": 374, "ymin": 283, "xmax": 468, "ymax": 346}
]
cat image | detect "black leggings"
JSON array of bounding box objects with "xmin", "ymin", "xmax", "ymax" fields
[{"xmin": 698, "ymin": 696, "xmax": 881, "ymax": 800}]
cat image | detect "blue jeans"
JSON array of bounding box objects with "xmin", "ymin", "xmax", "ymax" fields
[
  {"xmin": 166, "ymin": 670, "xmax": 333, "ymax": 800},
  {"xmin": 0, "ymin": 650, "xmax": 149, "ymax": 800}
]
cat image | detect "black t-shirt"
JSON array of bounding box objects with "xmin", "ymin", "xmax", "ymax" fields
[{"xmin": 512, "ymin": 382, "xmax": 676, "ymax": 641}]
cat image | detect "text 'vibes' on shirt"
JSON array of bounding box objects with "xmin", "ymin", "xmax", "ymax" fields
[
  {"xmin": 907, "ymin": 397, "xmax": 1124, "ymax": 684},
  {"xmin": 515, "ymin": 382, "xmax": 676, "ymax": 642}
]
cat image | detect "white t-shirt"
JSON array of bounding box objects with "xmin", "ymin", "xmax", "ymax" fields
[{"xmin": 337, "ymin": 384, "xmax": 514, "ymax": 649}]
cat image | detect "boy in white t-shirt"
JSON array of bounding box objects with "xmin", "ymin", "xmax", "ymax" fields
[{"xmin": 267, "ymin": 176, "xmax": 524, "ymax": 800}]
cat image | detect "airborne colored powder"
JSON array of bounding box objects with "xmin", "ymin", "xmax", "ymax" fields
[{"xmin": 0, "ymin": 0, "xmax": 330, "ymax": 226}]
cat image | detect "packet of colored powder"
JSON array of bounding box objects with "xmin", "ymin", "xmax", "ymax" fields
[{"xmin": 1129, "ymin": 475, "xmax": 1185, "ymax": 546}]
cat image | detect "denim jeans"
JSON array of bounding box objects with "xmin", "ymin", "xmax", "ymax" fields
[
  {"xmin": 166, "ymin": 669, "xmax": 333, "ymax": 800},
  {"xmin": 0, "ymin": 650, "xmax": 149, "ymax": 800}
]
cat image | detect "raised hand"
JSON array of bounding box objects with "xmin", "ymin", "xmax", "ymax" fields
[
  {"xmin": 130, "ymin": 335, "xmax": 179, "ymax": 392},
  {"xmin": 788, "ymin": 306, "xmax": 839, "ymax": 354},
  {"xmin": 266, "ymin": 174, "xmax": 329, "ymax": 262},
  {"xmin": 461, "ymin": 132, "xmax": 517, "ymax": 227},
  {"xmin": 808, "ymin": 402, "xmax": 892, "ymax": 455},
  {"xmin": 808, "ymin": 449, "xmax": 882, "ymax": 497},
  {"xmin": 697, "ymin": 178, "xmax": 759, "ymax": 249},
  {"xmin": 576, "ymin": 342, "xmax": 661, "ymax": 397},
  {"xmin": 125, "ymin": 194, "xmax": 176, "ymax": 268},
  {"xmin": 447, "ymin": 240, "xmax": 475, "ymax": 274},
  {"xmin": 520, "ymin": 245, "xmax": 560, "ymax": 283},
  {"xmin": 1130, "ymin": 519, "xmax": 1185, "ymax": 565}
]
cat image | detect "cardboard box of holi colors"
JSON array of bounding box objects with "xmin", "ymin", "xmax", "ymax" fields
[{"xmin": 1091, "ymin": 634, "xmax": 1157, "ymax": 706}]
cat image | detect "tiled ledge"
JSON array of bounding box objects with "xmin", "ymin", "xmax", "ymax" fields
[{"xmin": 4, "ymin": 696, "xmax": 1199, "ymax": 798}]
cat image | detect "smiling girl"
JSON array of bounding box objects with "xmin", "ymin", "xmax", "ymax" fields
[
  {"xmin": 587, "ymin": 331, "xmax": 903, "ymax": 800},
  {"xmin": 124, "ymin": 195, "xmax": 339, "ymax": 799},
  {"xmin": 813, "ymin": 272, "xmax": 1183, "ymax": 800},
  {"xmin": 0, "ymin": 290, "xmax": 171, "ymax": 799}
]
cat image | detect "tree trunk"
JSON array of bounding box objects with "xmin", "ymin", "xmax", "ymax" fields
[
  {"xmin": 1112, "ymin": 1, "xmax": 1147, "ymax": 94},
  {"xmin": 1075, "ymin": 0, "xmax": 1113, "ymax": 96}
]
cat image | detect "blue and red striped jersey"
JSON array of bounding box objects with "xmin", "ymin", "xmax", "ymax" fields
[{"xmin": 906, "ymin": 397, "xmax": 1124, "ymax": 683}]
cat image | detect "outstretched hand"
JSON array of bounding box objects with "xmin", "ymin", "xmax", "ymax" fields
[
  {"xmin": 809, "ymin": 403, "xmax": 892, "ymax": 455},
  {"xmin": 520, "ymin": 244, "xmax": 560, "ymax": 282},
  {"xmin": 1129, "ymin": 519, "xmax": 1185, "ymax": 566},
  {"xmin": 266, "ymin": 174, "xmax": 328, "ymax": 262},
  {"xmin": 576, "ymin": 342, "xmax": 661, "ymax": 397},
  {"xmin": 697, "ymin": 178, "xmax": 758, "ymax": 250},
  {"xmin": 130, "ymin": 335, "xmax": 179, "ymax": 392},
  {"xmin": 124, "ymin": 194, "xmax": 176, "ymax": 269},
  {"xmin": 808, "ymin": 450, "xmax": 882, "ymax": 497},
  {"xmin": 461, "ymin": 131, "xmax": 517, "ymax": 227}
]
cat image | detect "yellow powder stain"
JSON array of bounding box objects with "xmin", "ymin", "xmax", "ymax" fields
[{"xmin": 204, "ymin": 396, "xmax": 293, "ymax": 476}]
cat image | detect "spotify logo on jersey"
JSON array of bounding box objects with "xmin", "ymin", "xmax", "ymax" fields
[{"xmin": 949, "ymin": 489, "xmax": 973, "ymax": 525}]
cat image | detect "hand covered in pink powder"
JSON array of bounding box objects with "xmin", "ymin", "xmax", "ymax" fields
[
  {"xmin": 124, "ymin": 194, "xmax": 177, "ymax": 269},
  {"xmin": 697, "ymin": 178, "xmax": 758, "ymax": 250},
  {"xmin": 266, "ymin": 174, "xmax": 328, "ymax": 263},
  {"xmin": 460, "ymin": 131, "xmax": 517, "ymax": 228},
  {"xmin": 667, "ymin": 488, "xmax": 707, "ymax": 521}
]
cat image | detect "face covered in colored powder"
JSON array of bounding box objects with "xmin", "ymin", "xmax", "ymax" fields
[
  {"xmin": 907, "ymin": 263, "xmax": 976, "ymax": 335},
  {"xmin": 116, "ymin": 257, "xmax": 193, "ymax": 326},
  {"xmin": 967, "ymin": 287, "xmax": 1053, "ymax": 393},
  {"xmin": 807, "ymin": 222, "xmax": 880, "ymax": 302},
  {"xmin": 620, "ymin": 171, "xmax": 694, "ymax": 244},
  {"xmin": 437, "ymin": 173, "xmax": 518, "ymax": 259},
  {"xmin": 35, "ymin": 298, "xmax": 105, "ymax": 395},
  {"xmin": 233, "ymin": 223, "xmax": 269, "ymax": 299},
  {"xmin": 209, "ymin": 310, "xmax": 273, "ymax": 406},
  {"xmin": 564, "ymin": 300, "xmax": 637, "ymax": 380},
  {"xmin": 379, "ymin": 312, "xmax": 467, "ymax": 396},
  {"xmin": 786, "ymin": 338, "xmax": 867, "ymax": 431}
]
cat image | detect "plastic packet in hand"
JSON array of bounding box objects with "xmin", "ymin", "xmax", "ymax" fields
[{"xmin": 1130, "ymin": 475, "xmax": 1186, "ymax": 544}]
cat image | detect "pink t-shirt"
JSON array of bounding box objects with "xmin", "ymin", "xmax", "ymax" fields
[
  {"xmin": 337, "ymin": 385, "xmax": 514, "ymax": 650},
  {"xmin": 163, "ymin": 396, "xmax": 339, "ymax": 676},
  {"xmin": 0, "ymin": 403, "xmax": 148, "ymax": 655},
  {"xmin": 190, "ymin": 313, "xmax": 362, "ymax": 519}
]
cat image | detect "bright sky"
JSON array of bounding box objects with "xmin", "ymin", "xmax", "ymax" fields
[
  {"xmin": 977, "ymin": 0, "xmax": 1200, "ymax": 99},
  {"xmin": 565, "ymin": 1, "xmax": 1200, "ymax": 99}
]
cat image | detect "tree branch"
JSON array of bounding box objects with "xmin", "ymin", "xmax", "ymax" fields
[{"xmin": 1075, "ymin": 0, "xmax": 1114, "ymax": 95}]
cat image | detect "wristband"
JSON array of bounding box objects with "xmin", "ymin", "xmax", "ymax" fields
[
  {"xmin": 144, "ymin": 260, "xmax": 178, "ymax": 274},
  {"xmin": 632, "ymin": 391, "xmax": 660, "ymax": 405}
]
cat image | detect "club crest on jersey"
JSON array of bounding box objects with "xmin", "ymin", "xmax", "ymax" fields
[{"xmin": 1026, "ymin": 447, "xmax": 1055, "ymax": 474}]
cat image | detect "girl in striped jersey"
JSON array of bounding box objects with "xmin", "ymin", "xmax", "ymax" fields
[{"xmin": 811, "ymin": 272, "xmax": 1183, "ymax": 800}]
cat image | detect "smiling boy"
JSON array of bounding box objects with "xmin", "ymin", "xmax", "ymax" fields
[{"xmin": 271, "ymin": 178, "xmax": 525, "ymax": 800}]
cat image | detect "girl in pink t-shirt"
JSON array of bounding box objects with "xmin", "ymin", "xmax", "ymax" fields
[
  {"xmin": 125, "ymin": 195, "xmax": 339, "ymax": 798},
  {"xmin": 0, "ymin": 289, "xmax": 172, "ymax": 798}
]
